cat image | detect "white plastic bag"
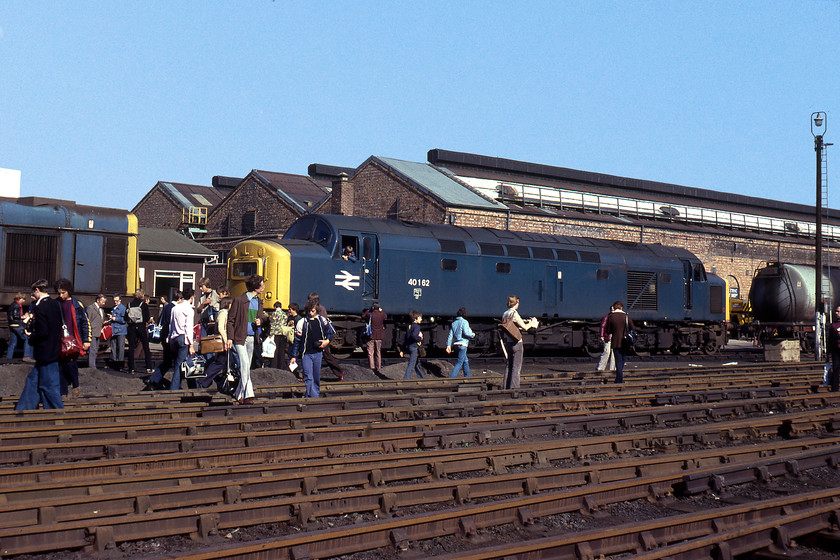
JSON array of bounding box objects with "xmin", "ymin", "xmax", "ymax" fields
[{"xmin": 261, "ymin": 336, "xmax": 277, "ymax": 358}]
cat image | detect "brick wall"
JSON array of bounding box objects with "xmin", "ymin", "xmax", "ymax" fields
[
  {"xmin": 132, "ymin": 189, "xmax": 182, "ymax": 229},
  {"xmin": 348, "ymin": 162, "xmax": 447, "ymax": 223},
  {"xmin": 205, "ymin": 176, "xmax": 300, "ymax": 238}
]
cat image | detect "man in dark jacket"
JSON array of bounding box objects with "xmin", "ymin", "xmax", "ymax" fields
[
  {"xmin": 605, "ymin": 300, "xmax": 635, "ymax": 384},
  {"xmin": 144, "ymin": 292, "xmax": 177, "ymax": 390},
  {"xmin": 15, "ymin": 279, "xmax": 64, "ymax": 410},
  {"xmin": 126, "ymin": 289, "xmax": 153, "ymax": 374}
]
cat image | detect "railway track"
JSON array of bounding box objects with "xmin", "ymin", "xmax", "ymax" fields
[{"xmin": 1, "ymin": 361, "xmax": 839, "ymax": 559}]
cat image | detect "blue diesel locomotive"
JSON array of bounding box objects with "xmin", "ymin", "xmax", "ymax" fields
[
  {"xmin": 227, "ymin": 214, "xmax": 728, "ymax": 354},
  {"xmin": 0, "ymin": 196, "xmax": 139, "ymax": 309}
]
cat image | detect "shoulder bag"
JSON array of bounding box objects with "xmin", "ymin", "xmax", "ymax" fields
[
  {"xmin": 621, "ymin": 315, "xmax": 637, "ymax": 349},
  {"xmin": 499, "ymin": 316, "xmax": 522, "ymax": 341},
  {"xmin": 60, "ymin": 303, "xmax": 83, "ymax": 360}
]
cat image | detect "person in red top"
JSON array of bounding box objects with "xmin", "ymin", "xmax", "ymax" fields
[
  {"xmin": 604, "ymin": 301, "xmax": 635, "ymax": 384},
  {"xmin": 826, "ymin": 306, "xmax": 840, "ymax": 392}
]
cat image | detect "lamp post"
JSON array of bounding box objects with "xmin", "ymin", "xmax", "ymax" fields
[{"xmin": 812, "ymin": 111, "xmax": 827, "ymax": 360}]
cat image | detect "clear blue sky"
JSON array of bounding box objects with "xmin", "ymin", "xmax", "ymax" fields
[{"xmin": 1, "ymin": 1, "xmax": 838, "ymax": 211}]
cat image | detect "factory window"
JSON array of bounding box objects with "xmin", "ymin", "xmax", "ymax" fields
[
  {"xmin": 579, "ymin": 251, "xmax": 601, "ymax": 263},
  {"xmin": 555, "ymin": 249, "xmax": 578, "ymax": 262},
  {"xmin": 241, "ymin": 210, "xmax": 257, "ymax": 235},
  {"xmin": 480, "ymin": 243, "xmax": 504, "ymax": 256},
  {"xmin": 441, "ymin": 259, "xmax": 458, "ymax": 271},
  {"xmin": 496, "ymin": 262, "xmax": 511, "ymax": 274},
  {"xmin": 531, "ymin": 247, "xmax": 554, "ymax": 260},
  {"xmin": 439, "ymin": 239, "xmax": 466, "ymax": 253},
  {"xmin": 505, "ymin": 245, "xmax": 530, "ymax": 258}
]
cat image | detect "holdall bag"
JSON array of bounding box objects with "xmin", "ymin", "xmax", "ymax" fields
[
  {"xmin": 100, "ymin": 324, "xmax": 113, "ymax": 341},
  {"xmin": 199, "ymin": 334, "xmax": 225, "ymax": 354},
  {"xmin": 180, "ymin": 354, "xmax": 207, "ymax": 379},
  {"xmin": 148, "ymin": 322, "xmax": 162, "ymax": 343}
]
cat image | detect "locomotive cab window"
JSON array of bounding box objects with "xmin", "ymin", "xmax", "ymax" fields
[
  {"xmin": 339, "ymin": 235, "xmax": 358, "ymax": 262},
  {"xmin": 231, "ymin": 261, "xmax": 258, "ymax": 278},
  {"xmin": 441, "ymin": 259, "xmax": 458, "ymax": 271},
  {"xmin": 284, "ymin": 216, "xmax": 334, "ymax": 249},
  {"xmin": 693, "ymin": 263, "xmax": 707, "ymax": 281}
]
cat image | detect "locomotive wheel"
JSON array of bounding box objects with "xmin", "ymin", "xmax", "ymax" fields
[{"xmin": 702, "ymin": 341, "xmax": 719, "ymax": 355}]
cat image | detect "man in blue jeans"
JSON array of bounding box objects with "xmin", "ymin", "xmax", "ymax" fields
[
  {"xmin": 446, "ymin": 307, "xmax": 475, "ymax": 378},
  {"xmin": 15, "ymin": 279, "xmax": 63, "ymax": 410}
]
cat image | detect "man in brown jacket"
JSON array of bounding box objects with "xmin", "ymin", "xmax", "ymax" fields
[{"xmin": 227, "ymin": 275, "xmax": 266, "ymax": 403}]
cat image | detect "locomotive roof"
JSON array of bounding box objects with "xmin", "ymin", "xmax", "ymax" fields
[
  {"xmin": 0, "ymin": 196, "xmax": 134, "ymax": 232},
  {"xmin": 297, "ymin": 213, "xmax": 701, "ymax": 262}
]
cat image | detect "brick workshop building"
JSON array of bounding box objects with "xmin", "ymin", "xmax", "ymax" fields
[{"xmin": 328, "ymin": 149, "xmax": 840, "ymax": 303}]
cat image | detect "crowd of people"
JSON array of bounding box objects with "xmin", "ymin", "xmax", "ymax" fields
[{"xmin": 4, "ymin": 273, "xmax": 656, "ymax": 411}]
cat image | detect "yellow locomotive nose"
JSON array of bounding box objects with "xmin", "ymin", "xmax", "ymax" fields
[{"xmin": 227, "ymin": 240, "xmax": 290, "ymax": 306}]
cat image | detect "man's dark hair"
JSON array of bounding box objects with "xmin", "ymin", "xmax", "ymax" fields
[
  {"xmin": 246, "ymin": 275, "xmax": 264, "ymax": 292},
  {"xmin": 173, "ymin": 290, "xmax": 183, "ymax": 301},
  {"xmin": 612, "ymin": 301, "xmax": 624, "ymax": 310},
  {"xmin": 304, "ymin": 300, "xmax": 319, "ymax": 315},
  {"xmin": 219, "ymin": 296, "xmax": 233, "ymax": 310},
  {"xmin": 198, "ymin": 277, "xmax": 212, "ymax": 289},
  {"xmin": 288, "ymin": 302, "xmax": 300, "ymax": 313},
  {"xmin": 410, "ymin": 310, "xmax": 422, "ymax": 322},
  {"xmin": 457, "ymin": 307, "xmax": 467, "ymax": 318},
  {"xmin": 54, "ymin": 278, "xmax": 74, "ymax": 294},
  {"xmin": 182, "ymin": 287, "xmax": 194, "ymax": 300}
]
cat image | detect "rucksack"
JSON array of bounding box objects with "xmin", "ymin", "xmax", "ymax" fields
[{"xmin": 127, "ymin": 305, "xmax": 143, "ymax": 324}]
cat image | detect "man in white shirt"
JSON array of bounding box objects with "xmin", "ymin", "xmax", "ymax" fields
[{"xmin": 168, "ymin": 287, "xmax": 195, "ymax": 390}]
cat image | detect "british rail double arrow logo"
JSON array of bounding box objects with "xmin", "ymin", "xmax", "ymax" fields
[{"xmin": 334, "ymin": 270, "xmax": 360, "ymax": 291}]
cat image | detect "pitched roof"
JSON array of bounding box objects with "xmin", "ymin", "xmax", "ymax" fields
[
  {"xmin": 156, "ymin": 182, "xmax": 228, "ymax": 209},
  {"xmin": 253, "ymin": 170, "xmax": 331, "ymax": 213},
  {"xmin": 138, "ymin": 228, "xmax": 216, "ymax": 257},
  {"xmin": 366, "ymin": 156, "xmax": 505, "ymax": 211}
]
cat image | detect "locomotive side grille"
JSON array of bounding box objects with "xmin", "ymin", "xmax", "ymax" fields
[
  {"xmin": 709, "ymin": 284, "xmax": 724, "ymax": 314},
  {"xmin": 627, "ymin": 270, "xmax": 658, "ymax": 310},
  {"xmin": 4, "ymin": 232, "xmax": 57, "ymax": 288},
  {"xmin": 103, "ymin": 236, "xmax": 128, "ymax": 294}
]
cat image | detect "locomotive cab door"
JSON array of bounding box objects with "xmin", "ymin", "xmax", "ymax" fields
[
  {"xmin": 682, "ymin": 260, "xmax": 693, "ymax": 316},
  {"xmin": 361, "ymin": 233, "xmax": 379, "ymax": 303},
  {"xmin": 74, "ymin": 234, "xmax": 104, "ymax": 294}
]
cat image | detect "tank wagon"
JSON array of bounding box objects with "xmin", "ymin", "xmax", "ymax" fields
[
  {"xmin": 227, "ymin": 214, "xmax": 727, "ymax": 355},
  {"xmin": 748, "ymin": 261, "xmax": 840, "ymax": 349},
  {"xmin": 0, "ymin": 196, "xmax": 139, "ymax": 309}
]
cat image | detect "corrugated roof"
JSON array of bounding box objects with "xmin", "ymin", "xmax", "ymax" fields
[
  {"xmin": 138, "ymin": 228, "xmax": 216, "ymax": 257},
  {"xmin": 373, "ymin": 157, "xmax": 504, "ymax": 210}
]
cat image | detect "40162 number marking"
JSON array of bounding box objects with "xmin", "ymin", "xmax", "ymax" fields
[{"xmin": 407, "ymin": 278, "xmax": 430, "ymax": 287}]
